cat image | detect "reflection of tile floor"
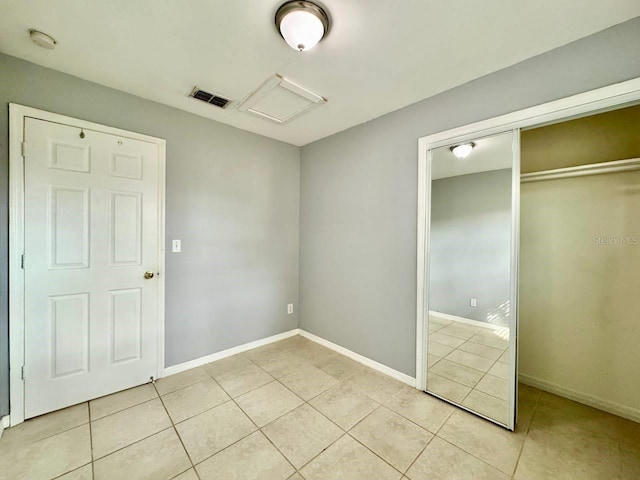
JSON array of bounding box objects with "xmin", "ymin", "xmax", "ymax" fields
[
  {"xmin": 427, "ymin": 316, "xmax": 511, "ymax": 424},
  {"xmin": 1, "ymin": 334, "xmax": 638, "ymax": 479}
]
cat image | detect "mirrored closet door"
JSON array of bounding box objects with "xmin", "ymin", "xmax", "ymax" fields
[{"xmin": 424, "ymin": 130, "xmax": 519, "ymax": 430}]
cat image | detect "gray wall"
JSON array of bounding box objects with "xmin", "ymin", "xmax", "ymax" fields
[
  {"xmin": 0, "ymin": 53, "xmax": 300, "ymax": 416},
  {"xmin": 430, "ymin": 170, "xmax": 512, "ymax": 326},
  {"xmin": 299, "ymin": 17, "xmax": 640, "ymax": 377}
]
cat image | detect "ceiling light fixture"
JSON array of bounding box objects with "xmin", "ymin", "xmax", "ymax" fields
[
  {"xmin": 29, "ymin": 29, "xmax": 56, "ymax": 49},
  {"xmin": 450, "ymin": 142, "xmax": 475, "ymax": 159},
  {"xmin": 275, "ymin": 1, "xmax": 329, "ymax": 52}
]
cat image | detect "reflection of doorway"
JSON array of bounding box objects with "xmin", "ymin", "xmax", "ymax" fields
[{"xmin": 519, "ymin": 104, "xmax": 640, "ymax": 422}]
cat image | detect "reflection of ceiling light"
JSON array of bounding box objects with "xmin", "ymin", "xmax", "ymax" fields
[
  {"xmin": 450, "ymin": 142, "xmax": 475, "ymax": 159},
  {"xmin": 29, "ymin": 29, "xmax": 56, "ymax": 49},
  {"xmin": 275, "ymin": 1, "xmax": 329, "ymax": 52}
]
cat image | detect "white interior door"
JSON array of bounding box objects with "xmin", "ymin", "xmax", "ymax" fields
[{"xmin": 23, "ymin": 117, "xmax": 161, "ymax": 419}]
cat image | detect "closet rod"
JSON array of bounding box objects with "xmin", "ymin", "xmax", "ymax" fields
[{"xmin": 521, "ymin": 157, "xmax": 640, "ymax": 183}]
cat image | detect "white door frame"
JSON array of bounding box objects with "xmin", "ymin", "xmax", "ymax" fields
[
  {"xmin": 8, "ymin": 104, "xmax": 166, "ymax": 426},
  {"xmin": 416, "ymin": 76, "xmax": 640, "ymax": 393}
]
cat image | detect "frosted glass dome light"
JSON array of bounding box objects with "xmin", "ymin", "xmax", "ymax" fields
[
  {"xmin": 450, "ymin": 143, "xmax": 476, "ymax": 159},
  {"xmin": 276, "ymin": 1, "xmax": 329, "ymax": 52}
]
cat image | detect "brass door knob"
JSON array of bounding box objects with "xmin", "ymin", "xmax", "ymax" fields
[{"xmin": 144, "ymin": 271, "xmax": 155, "ymax": 279}]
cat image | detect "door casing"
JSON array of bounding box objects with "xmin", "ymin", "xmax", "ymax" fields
[{"xmin": 9, "ymin": 104, "xmax": 166, "ymax": 426}]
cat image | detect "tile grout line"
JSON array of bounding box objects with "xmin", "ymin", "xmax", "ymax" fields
[
  {"xmin": 426, "ymin": 394, "xmax": 522, "ymax": 476},
  {"xmin": 438, "ymin": 415, "xmax": 522, "ymax": 475},
  {"xmin": 510, "ymin": 389, "xmax": 543, "ymax": 478},
  {"xmin": 87, "ymin": 401, "xmax": 95, "ymax": 480},
  {"xmin": 153, "ymin": 378, "xmax": 214, "ymax": 480},
  {"xmin": 458, "ymin": 337, "xmax": 506, "ymax": 404},
  {"xmin": 112, "ymin": 338, "xmax": 503, "ymax": 477},
  {"xmin": 50, "ymin": 462, "xmax": 94, "ymax": 480},
  {"xmin": 429, "ymin": 331, "xmax": 509, "ymax": 412},
  {"xmin": 210, "ymin": 339, "xmax": 411, "ymax": 476},
  {"xmin": 346, "ymin": 431, "xmax": 408, "ymax": 477},
  {"xmin": 90, "ymin": 426, "xmax": 175, "ymax": 463},
  {"xmin": 230, "ymin": 386, "xmax": 301, "ymax": 475},
  {"xmin": 229, "ymin": 360, "xmax": 323, "ymax": 476},
  {"xmin": 199, "ymin": 362, "xmax": 300, "ymax": 475},
  {"xmin": 427, "ymin": 368, "xmax": 507, "ymax": 403},
  {"xmin": 265, "ymin": 344, "xmax": 450, "ymax": 476},
  {"xmin": 152, "ymin": 382, "xmax": 200, "ymax": 479},
  {"xmin": 401, "ymin": 433, "xmax": 436, "ymax": 478},
  {"xmin": 90, "ymin": 387, "xmax": 159, "ymax": 422},
  {"xmin": 273, "ymin": 378, "xmax": 347, "ymax": 433},
  {"xmin": 152, "ymin": 382, "xmax": 202, "ymax": 480},
  {"xmin": 284, "ymin": 380, "xmax": 425, "ymax": 478},
  {"xmin": 3, "ymin": 407, "xmax": 92, "ymax": 448},
  {"xmin": 291, "ymin": 431, "xmax": 350, "ymax": 475},
  {"xmin": 438, "ymin": 435, "xmax": 513, "ymax": 476}
]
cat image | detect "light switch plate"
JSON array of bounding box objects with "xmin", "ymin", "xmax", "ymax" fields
[{"xmin": 172, "ymin": 240, "xmax": 181, "ymax": 253}]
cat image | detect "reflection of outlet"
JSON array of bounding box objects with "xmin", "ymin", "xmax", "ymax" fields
[
  {"xmin": 470, "ymin": 298, "xmax": 477, "ymax": 307},
  {"xmin": 287, "ymin": 304, "xmax": 294, "ymax": 314}
]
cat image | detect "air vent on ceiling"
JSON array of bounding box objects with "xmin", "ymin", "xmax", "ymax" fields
[{"xmin": 189, "ymin": 87, "xmax": 231, "ymax": 109}]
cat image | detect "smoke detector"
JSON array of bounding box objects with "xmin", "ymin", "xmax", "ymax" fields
[{"xmin": 29, "ymin": 29, "xmax": 56, "ymax": 49}]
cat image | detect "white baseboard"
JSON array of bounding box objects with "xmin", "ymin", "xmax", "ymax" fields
[
  {"xmin": 0, "ymin": 415, "xmax": 9, "ymax": 438},
  {"xmin": 299, "ymin": 330, "xmax": 416, "ymax": 387},
  {"xmin": 519, "ymin": 373, "xmax": 640, "ymax": 423},
  {"xmin": 429, "ymin": 311, "xmax": 505, "ymax": 331},
  {"xmin": 161, "ymin": 329, "xmax": 301, "ymax": 377},
  {"xmin": 161, "ymin": 327, "xmax": 416, "ymax": 389}
]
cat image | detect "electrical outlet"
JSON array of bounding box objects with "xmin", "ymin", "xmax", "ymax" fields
[
  {"xmin": 470, "ymin": 298, "xmax": 477, "ymax": 307},
  {"xmin": 287, "ymin": 303, "xmax": 294, "ymax": 314},
  {"xmin": 172, "ymin": 239, "xmax": 181, "ymax": 253}
]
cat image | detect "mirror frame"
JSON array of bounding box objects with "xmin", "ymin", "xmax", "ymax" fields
[{"xmin": 421, "ymin": 130, "xmax": 520, "ymax": 430}]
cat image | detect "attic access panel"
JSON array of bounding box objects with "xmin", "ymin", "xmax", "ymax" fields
[{"xmin": 238, "ymin": 74, "xmax": 326, "ymax": 124}]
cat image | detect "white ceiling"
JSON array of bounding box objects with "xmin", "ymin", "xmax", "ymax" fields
[
  {"xmin": 1, "ymin": 1, "xmax": 639, "ymax": 146},
  {"xmin": 432, "ymin": 132, "xmax": 513, "ymax": 180}
]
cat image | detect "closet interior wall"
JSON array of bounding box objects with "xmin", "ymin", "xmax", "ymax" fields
[{"xmin": 518, "ymin": 104, "xmax": 640, "ymax": 421}]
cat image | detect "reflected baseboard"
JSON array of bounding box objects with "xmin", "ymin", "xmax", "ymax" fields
[
  {"xmin": 429, "ymin": 311, "xmax": 507, "ymax": 331},
  {"xmin": 519, "ymin": 373, "xmax": 640, "ymax": 424}
]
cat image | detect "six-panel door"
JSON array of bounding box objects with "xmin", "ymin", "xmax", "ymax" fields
[{"xmin": 23, "ymin": 118, "xmax": 160, "ymax": 418}]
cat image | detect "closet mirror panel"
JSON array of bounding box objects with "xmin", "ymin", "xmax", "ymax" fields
[{"xmin": 425, "ymin": 130, "xmax": 518, "ymax": 429}]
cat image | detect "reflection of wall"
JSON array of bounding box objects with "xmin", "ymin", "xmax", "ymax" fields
[
  {"xmin": 520, "ymin": 171, "xmax": 640, "ymax": 420},
  {"xmin": 429, "ymin": 169, "xmax": 512, "ymax": 325}
]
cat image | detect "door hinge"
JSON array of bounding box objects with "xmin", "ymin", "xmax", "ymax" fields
[
  {"xmin": 21, "ymin": 254, "xmax": 25, "ymax": 269},
  {"xmin": 21, "ymin": 142, "xmax": 26, "ymax": 157},
  {"xmin": 21, "ymin": 365, "xmax": 25, "ymax": 380}
]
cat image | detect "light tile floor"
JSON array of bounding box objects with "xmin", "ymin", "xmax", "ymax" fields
[
  {"xmin": 0, "ymin": 334, "xmax": 638, "ymax": 479},
  {"xmin": 427, "ymin": 316, "xmax": 511, "ymax": 424}
]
